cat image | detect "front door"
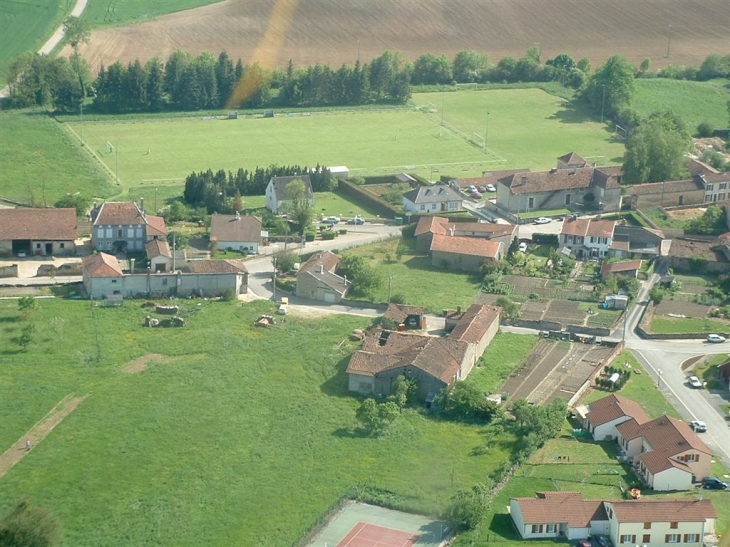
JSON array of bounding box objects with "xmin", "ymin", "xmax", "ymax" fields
[{"xmin": 45, "ymin": 243, "xmax": 52, "ymax": 255}]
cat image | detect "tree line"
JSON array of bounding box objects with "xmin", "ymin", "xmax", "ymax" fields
[{"xmin": 182, "ymin": 164, "xmax": 332, "ymax": 213}]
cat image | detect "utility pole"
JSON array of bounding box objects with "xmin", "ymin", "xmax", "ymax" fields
[
  {"xmin": 387, "ymin": 276, "xmax": 392, "ymax": 303},
  {"xmin": 272, "ymin": 257, "xmax": 277, "ymax": 302},
  {"xmin": 80, "ymin": 101, "xmax": 83, "ymax": 145},
  {"xmin": 115, "ymin": 143, "xmax": 119, "ymax": 184},
  {"xmin": 440, "ymin": 93, "xmax": 445, "ymax": 126},
  {"xmin": 600, "ymin": 84, "xmax": 606, "ymax": 123},
  {"xmin": 666, "ymin": 24, "xmax": 672, "ymax": 58},
  {"xmin": 484, "ymin": 111, "xmax": 490, "ymax": 153}
]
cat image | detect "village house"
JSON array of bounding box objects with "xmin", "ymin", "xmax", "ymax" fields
[
  {"xmin": 295, "ymin": 250, "xmax": 350, "ymax": 303},
  {"xmin": 665, "ymin": 236, "xmax": 730, "ymax": 273},
  {"xmin": 559, "ymin": 218, "xmax": 617, "ymax": 259},
  {"xmin": 609, "ymin": 225, "xmax": 667, "ymax": 259},
  {"xmin": 616, "ymin": 415, "xmax": 712, "ymax": 491},
  {"xmin": 145, "ymin": 239, "xmax": 173, "ymax": 272},
  {"xmin": 600, "ymin": 260, "xmax": 642, "ymax": 281},
  {"xmin": 401, "ymin": 183, "xmax": 463, "ymax": 214},
  {"xmin": 510, "ymin": 491, "xmax": 716, "ymax": 545},
  {"xmin": 210, "ymin": 212, "xmax": 266, "ymax": 254},
  {"xmin": 414, "ymin": 216, "xmax": 516, "ymax": 252},
  {"xmin": 265, "ymin": 175, "xmax": 313, "ymax": 214},
  {"xmin": 496, "ymin": 153, "xmax": 622, "ymax": 215},
  {"xmin": 0, "ymin": 207, "xmax": 77, "ymax": 257},
  {"xmin": 430, "ymin": 235, "xmax": 503, "ymax": 272},
  {"xmin": 346, "ymin": 304, "xmax": 501, "ymax": 401},
  {"xmin": 92, "ymin": 200, "xmax": 167, "ymax": 253},
  {"xmin": 576, "ymin": 394, "xmax": 650, "ymax": 442}
]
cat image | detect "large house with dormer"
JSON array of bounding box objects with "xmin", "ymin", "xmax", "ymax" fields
[
  {"xmin": 402, "ymin": 183, "xmax": 463, "ymax": 213},
  {"xmin": 559, "ymin": 218, "xmax": 617, "ymax": 259},
  {"xmin": 265, "ymin": 175, "xmax": 313, "ymax": 214},
  {"xmin": 92, "ymin": 200, "xmax": 167, "ymax": 254}
]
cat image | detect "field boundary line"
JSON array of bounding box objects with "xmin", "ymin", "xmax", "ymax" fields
[
  {"xmin": 0, "ymin": 393, "xmax": 89, "ymax": 478},
  {"xmin": 62, "ymin": 122, "xmax": 120, "ymax": 185}
]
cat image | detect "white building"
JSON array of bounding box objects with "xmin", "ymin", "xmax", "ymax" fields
[
  {"xmin": 265, "ymin": 175, "xmax": 313, "ymax": 214},
  {"xmin": 401, "ymin": 184, "xmax": 463, "ymax": 213},
  {"xmin": 559, "ymin": 218, "xmax": 616, "ymax": 259}
]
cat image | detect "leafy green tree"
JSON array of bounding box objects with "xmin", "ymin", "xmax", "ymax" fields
[
  {"xmin": 272, "ymin": 249, "xmax": 297, "ymax": 274},
  {"xmin": 388, "ymin": 375, "xmax": 418, "ymax": 411},
  {"xmin": 18, "ymin": 324, "xmax": 35, "ymax": 350},
  {"xmin": 282, "ymin": 179, "xmax": 314, "ymax": 235},
  {"xmin": 0, "ymin": 498, "xmax": 60, "ymax": 547},
  {"xmin": 495, "ymin": 296, "xmax": 518, "ymax": 319},
  {"xmin": 54, "ymin": 194, "xmax": 90, "ymax": 217},
  {"xmin": 698, "ymin": 53, "xmax": 730, "ymax": 81},
  {"xmin": 18, "ymin": 296, "xmax": 36, "ymax": 312},
  {"xmin": 507, "ymin": 237, "xmax": 520, "ymax": 258},
  {"xmin": 336, "ymin": 255, "xmax": 383, "ymax": 297},
  {"xmin": 439, "ymin": 382, "xmax": 501, "ymax": 422},
  {"xmin": 63, "ymin": 16, "xmax": 90, "ymax": 51},
  {"xmin": 445, "ymin": 482, "xmax": 491, "ymax": 531},
  {"xmin": 649, "ymin": 286, "xmax": 665, "ymax": 305},
  {"xmin": 582, "ymin": 55, "xmax": 635, "ymax": 121},
  {"xmin": 355, "ymin": 398, "xmax": 399, "ymax": 436},
  {"xmin": 685, "ymin": 205, "xmax": 728, "ymax": 235},
  {"xmin": 145, "ymin": 57, "xmax": 165, "ymax": 111},
  {"xmin": 452, "ymin": 50, "xmax": 489, "ymax": 82},
  {"xmin": 166, "ymin": 230, "xmax": 189, "ymax": 250},
  {"xmin": 411, "ymin": 53, "xmax": 452, "ymax": 85},
  {"xmin": 622, "ymin": 111, "xmax": 691, "ymax": 183},
  {"xmin": 696, "ymin": 120, "xmax": 714, "ymax": 138},
  {"xmin": 639, "ymin": 58, "xmax": 652, "ymax": 74},
  {"xmin": 576, "ymin": 57, "xmax": 592, "ymax": 74}
]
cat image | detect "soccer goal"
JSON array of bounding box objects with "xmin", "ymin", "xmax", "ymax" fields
[
  {"xmin": 106, "ymin": 141, "xmax": 115, "ymax": 154},
  {"xmin": 455, "ymin": 82, "xmax": 478, "ymax": 91},
  {"xmin": 615, "ymin": 125, "xmax": 628, "ymax": 139}
]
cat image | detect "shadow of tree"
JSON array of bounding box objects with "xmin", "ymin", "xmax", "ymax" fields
[
  {"xmin": 549, "ymin": 105, "xmax": 595, "ymax": 124},
  {"xmin": 320, "ymin": 354, "xmax": 356, "ymax": 398}
]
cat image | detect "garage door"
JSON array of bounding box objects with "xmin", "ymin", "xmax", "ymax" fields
[{"xmin": 324, "ymin": 292, "xmax": 335, "ymax": 303}]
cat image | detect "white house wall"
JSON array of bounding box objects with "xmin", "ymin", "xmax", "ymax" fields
[
  {"xmin": 216, "ymin": 240, "xmax": 259, "ymax": 253},
  {"xmin": 647, "ymin": 467, "xmax": 692, "ymax": 492}
]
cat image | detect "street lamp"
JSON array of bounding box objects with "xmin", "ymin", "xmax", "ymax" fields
[
  {"xmin": 657, "ymin": 369, "xmax": 663, "ymax": 388},
  {"xmin": 600, "ymin": 84, "xmax": 606, "ymax": 124}
]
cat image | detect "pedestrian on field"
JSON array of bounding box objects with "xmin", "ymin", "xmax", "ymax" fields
[{"xmin": 25, "ymin": 439, "xmax": 31, "ymax": 451}]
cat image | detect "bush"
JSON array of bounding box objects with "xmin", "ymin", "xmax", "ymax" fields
[
  {"xmin": 220, "ymin": 288, "xmax": 236, "ymax": 301},
  {"xmin": 400, "ymin": 223, "xmax": 417, "ymax": 238},
  {"xmin": 321, "ymin": 230, "xmax": 336, "ymax": 240},
  {"xmin": 304, "ymin": 232, "xmax": 315, "ymax": 242},
  {"xmin": 338, "ymin": 229, "xmax": 347, "ymax": 235},
  {"xmin": 532, "ymin": 233, "xmax": 559, "ymax": 245},
  {"xmin": 696, "ymin": 120, "xmax": 714, "ymax": 138}
]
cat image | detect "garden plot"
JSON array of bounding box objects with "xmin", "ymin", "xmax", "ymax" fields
[
  {"xmin": 520, "ymin": 301, "xmax": 549, "ymax": 322},
  {"xmin": 655, "ymin": 300, "xmax": 711, "ymax": 319},
  {"xmin": 545, "ymin": 300, "xmax": 586, "ymax": 326}
]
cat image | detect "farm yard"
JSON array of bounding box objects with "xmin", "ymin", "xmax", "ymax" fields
[{"xmin": 69, "ymin": 0, "xmax": 730, "ymax": 77}]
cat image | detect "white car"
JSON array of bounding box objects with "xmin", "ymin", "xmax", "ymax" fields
[
  {"xmin": 690, "ymin": 420, "xmax": 707, "ymax": 432},
  {"xmin": 534, "ymin": 217, "xmax": 551, "ymax": 224},
  {"xmin": 518, "ymin": 242, "xmax": 528, "ymax": 253},
  {"xmin": 707, "ymin": 334, "xmax": 726, "ymax": 343},
  {"xmin": 687, "ymin": 376, "xmax": 703, "ymax": 388},
  {"xmin": 485, "ymin": 184, "xmax": 496, "ymax": 192},
  {"xmin": 323, "ymin": 216, "xmax": 340, "ymax": 224},
  {"xmin": 17, "ymin": 250, "xmax": 27, "ymax": 258}
]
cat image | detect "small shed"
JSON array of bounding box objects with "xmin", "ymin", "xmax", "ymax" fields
[
  {"xmin": 329, "ymin": 166, "xmax": 350, "ymax": 179},
  {"xmin": 604, "ymin": 294, "xmax": 628, "ymax": 310}
]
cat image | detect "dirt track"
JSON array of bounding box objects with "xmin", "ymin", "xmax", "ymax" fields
[{"xmin": 70, "ymin": 0, "xmax": 730, "ymax": 73}]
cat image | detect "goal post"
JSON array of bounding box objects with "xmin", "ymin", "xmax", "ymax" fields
[
  {"xmin": 615, "ymin": 125, "xmax": 628, "ymax": 139},
  {"xmin": 106, "ymin": 141, "xmax": 115, "ymax": 154}
]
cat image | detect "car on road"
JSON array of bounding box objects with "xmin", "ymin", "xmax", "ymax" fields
[
  {"xmin": 485, "ymin": 184, "xmax": 496, "ymax": 192},
  {"xmin": 534, "ymin": 217, "xmax": 551, "ymax": 224},
  {"xmin": 519, "ymin": 242, "xmax": 528, "ymax": 253},
  {"xmin": 347, "ymin": 217, "xmax": 365, "ymax": 225},
  {"xmin": 703, "ymin": 477, "xmax": 728, "ymax": 490},
  {"xmin": 323, "ymin": 216, "xmax": 340, "ymax": 224},
  {"xmin": 706, "ymin": 334, "xmax": 726, "ymax": 343},
  {"xmin": 690, "ymin": 420, "xmax": 707, "ymax": 432},
  {"xmin": 687, "ymin": 376, "xmax": 703, "ymax": 388}
]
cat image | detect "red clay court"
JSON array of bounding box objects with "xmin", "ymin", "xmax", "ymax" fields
[{"xmin": 337, "ymin": 522, "xmax": 420, "ymax": 547}]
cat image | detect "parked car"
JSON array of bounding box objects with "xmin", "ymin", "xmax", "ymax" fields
[
  {"xmin": 470, "ymin": 191, "xmax": 482, "ymax": 199},
  {"xmin": 690, "ymin": 420, "xmax": 707, "ymax": 432},
  {"xmin": 323, "ymin": 216, "xmax": 341, "ymax": 224},
  {"xmin": 707, "ymin": 334, "xmax": 726, "ymax": 343},
  {"xmin": 17, "ymin": 250, "xmax": 27, "ymax": 258},
  {"xmin": 477, "ymin": 185, "xmax": 487, "ymax": 192},
  {"xmin": 485, "ymin": 184, "xmax": 496, "ymax": 192},
  {"xmin": 577, "ymin": 541, "xmax": 592, "ymax": 547},
  {"xmin": 347, "ymin": 217, "xmax": 365, "ymax": 225},
  {"xmin": 467, "ymin": 185, "xmax": 477, "ymax": 192},
  {"xmin": 687, "ymin": 376, "xmax": 703, "ymax": 388},
  {"xmin": 276, "ymin": 304, "xmax": 288, "ymax": 315},
  {"xmin": 519, "ymin": 242, "xmax": 528, "ymax": 253},
  {"xmin": 703, "ymin": 477, "xmax": 728, "ymax": 490},
  {"xmin": 534, "ymin": 217, "xmax": 551, "ymax": 224}
]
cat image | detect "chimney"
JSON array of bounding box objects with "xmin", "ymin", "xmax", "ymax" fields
[
  {"xmin": 521, "ymin": 175, "xmax": 528, "ymax": 184},
  {"xmin": 343, "ymin": 274, "xmax": 347, "ymax": 285},
  {"xmin": 140, "ymin": 197, "xmax": 145, "ymax": 216},
  {"xmin": 319, "ymin": 264, "xmax": 324, "ymax": 274},
  {"xmin": 130, "ymin": 258, "xmax": 135, "ymax": 273}
]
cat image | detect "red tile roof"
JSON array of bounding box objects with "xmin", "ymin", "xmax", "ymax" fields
[
  {"xmin": 586, "ymin": 394, "xmax": 650, "ymax": 428},
  {"xmin": 145, "ymin": 239, "xmax": 172, "ymax": 259},
  {"xmin": 448, "ymin": 303, "xmax": 501, "ymax": 344},
  {"xmin": 144, "ymin": 215, "xmax": 167, "ymax": 237},
  {"xmin": 586, "ymin": 220, "xmax": 616, "ymax": 238},
  {"xmin": 606, "ymin": 499, "xmax": 716, "ymax": 523},
  {"xmin": 561, "ymin": 218, "xmax": 591, "ymax": 237},
  {"xmin": 557, "ymin": 152, "xmax": 587, "ymax": 167},
  {"xmin": 0, "ymin": 208, "xmax": 77, "ymax": 241},
  {"xmin": 92, "ymin": 202, "xmax": 167, "ymax": 236},
  {"xmin": 513, "ymin": 492, "xmax": 606, "ymax": 527},
  {"xmin": 185, "ymin": 259, "xmax": 248, "ymax": 274},
  {"xmin": 636, "ymin": 448, "xmax": 691, "ymax": 475},
  {"xmin": 561, "ymin": 218, "xmax": 616, "ymax": 238},
  {"xmin": 600, "ymin": 260, "xmax": 642, "ymax": 276},
  {"xmin": 383, "ymin": 303, "xmax": 426, "ymax": 324},
  {"xmin": 430, "ymin": 234, "xmax": 501, "ymax": 258},
  {"xmin": 617, "ymin": 415, "xmax": 711, "ymax": 456},
  {"xmin": 210, "ymin": 214, "xmax": 262, "ymax": 243},
  {"xmin": 415, "ymin": 216, "xmax": 449, "ymax": 237},
  {"xmin": 82, "ymin": 253, "xmax": 123, "ymax": 277},
  {"xmin": 297, "ymin": 251, "xmax": 339, "ymax": 276}
]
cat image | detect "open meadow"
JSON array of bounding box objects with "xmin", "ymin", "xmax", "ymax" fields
[{"xmin": 0, "ymin": 298, "xmax": 514, "ymax": 546}]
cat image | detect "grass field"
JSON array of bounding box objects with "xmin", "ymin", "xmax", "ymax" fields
[
  {"xmin": 81, "ymin": 0, "xmax": 223, "ymax": 28},
  {"xmin": 0, "ymin": 111, "xmax": 114, "ymax": 205},
  {"xmin": 0, "ymin": 298, "xmax": 509, "ymax": 546},
  {"xmin": 0, "ymin": 0, "xmax": 73, "ymax": 87},
  {"xmin": 465, "ymin": 333, "xmax": 539, "ymax": 395},
  {"xmin": 64, "ymin": 89, "xmax": 626, "ymax": 197},
  {"xmin": 634, "ymin": 78, "xmax": 730, "ymax": 130},
  {"xmin": 651, "ymin": 316, "xmax": 729, "ymax": 334}
]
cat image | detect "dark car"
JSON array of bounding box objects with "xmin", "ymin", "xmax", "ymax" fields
[
  {"xmin": 703, "ymin": 477, "xmax": 728, "ymax": 490},
  {"xmin": 347, "ymin": 217, "xmax": 365, "ymax": 225}
]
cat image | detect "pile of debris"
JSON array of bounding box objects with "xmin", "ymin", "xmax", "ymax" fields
[
  {"xmin": 253, "ymin": 315, "xmax": 276, "ymax": 327},
  {"xmin": 144, "ymin": 315, "xmax": 185, "ymax": 328}
]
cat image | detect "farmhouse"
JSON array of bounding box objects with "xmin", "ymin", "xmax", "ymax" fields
[
  {"xmin": 559, "ymin": 218, "xmax": 617, "ymax": 259},
  {"xmin": 616, "ymin": 414, "xmax": 712, "ymax": 491},
  {"xmin": 414, "ymin": 215, "xmax": 516, "ymax": 252},
  {"xmin": 496, "ymin": 153, "xmax": 622, "ymax": 215},
  {"xmin": 430, "ymin": 234, "xmax": 503, "ymax": 272},
  {"xmin": 382, "ymin": 303, "xmax": 427, "ymax": 330},
  {"xmin": 0, "ymin": 207, "xmax": 77, "ymax": 257},
  {"xmin": 576, "ymin": 394, "xmax": 649, "ymax": 442},
  {"xmin": 402, "ymin": 183, "xmax": 463, "ymax": 213},
  {"xmin": 295, "ymin": 250, "xmax": 350, "ymax": 303},
  {"xmin": 626, "ymin": 178, "xmax": 705, "ymax": 209},
  {"xmin": 210, "ymin": 212, "xmax": 265, "ymax": 254},
  {"xmin": 510, "ymin": 492, "xmax": 716, "ymax": 545},
  {"xmin": 92, "ymin": 200, "xmax": 167, "ymax": 253},
  {"xmin": 265, "ymin": 175, "xmax": 313, "ymax": 214},
  {"xmin": 81, "ymin": 253, "xmax": 248, "ymax": 299},
  {"xmin": 346, "ymin": 303, "xmax": 501, "ymax": 400}
]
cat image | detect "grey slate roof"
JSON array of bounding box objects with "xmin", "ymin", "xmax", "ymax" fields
[
  {"xmin": 269, "ymin": 175, "xmax": 313, "ymax": 202},
  {"xmin": 403, "ymin": 183, "xmax": 462, "ymax": 204}
]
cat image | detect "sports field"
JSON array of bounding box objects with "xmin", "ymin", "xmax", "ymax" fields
[{"xmin": 68, "ymin": 89, "xmax": 625, "ymax": 193}]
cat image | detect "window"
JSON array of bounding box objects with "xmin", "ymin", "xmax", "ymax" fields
[
  {"xmin": 127, "ymin": 228, "xmax": 135, "ymax": 238},
  {"xmin": 684, "ymin": 534, "xmax": 699, "ymax": 543},
  {"xmin": 671, "ymin": 522, "xmax": 679, "ymax": 529},
  {"xmin": 719, "ymin": 193, "xmax": 726, "ymax": 201},
  {"xmin": 36, "ymin": 243, "xmax": 41, "ymax": 249},
  {"xmin": 643, "ymin": 535, "xmax": 651, "ymax": 543},
  {"xmin": 565, "ymin": 194, "xmax": 571, "ymax": 205},
  {"xmin": 162, "ymin": 278, "xmax": 168, "ymax": 286},
  {"xmin": 117, "ymin": 229, "xmax": 123, "ymax": 238},
  {"xmin": 685, "ymin": 453, "xmax": 698, "ymax": 462},
  {"xmin": 620, "ymin": 535, "xmax": 636, "ymax": 544},
  {"xmin": 666, "ymin": 534, "xmax": 680, "ymax": 543},
  {"xmin": 111, "ymin": 279, "xmax": 117, "ymax": 284},
  {"xmin": 531, "ymin": 524, "xmax": 544, "ymax": 533},
  {"xmin": 546, "ymin": 525, "xmax": 556, "ymax": 533},
  {"xmin": 60, "ymin": 243, "xmax": 65, "ymax": 249},
  {"xmin": 706, "ymin": 184, "xmax": 714, "ymax": 192},
  {"xmin": 720, "ymin": 182, "xmax": 727, "ymax": 190},
  {"xmin": 106, "ymin": 228, "xmax": 112, "ymax": 238},
  {"xmin": 590, "ymin": 236, "xmax": 595, "ymax": 243},
  {"xmin": 528, "ymin": 197, "xmax": 534, "ymax": 209},
  {"xmin": 420, "ymin": 204, "xmax": 425, "ymax": 211}
]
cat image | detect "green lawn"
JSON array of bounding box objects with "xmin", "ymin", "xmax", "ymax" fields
[
  {"xmin": 81, "ymin": 0, "xmax": 223, "ymax": 28},
  {"xmin": 415, "ymin": 89, "xmax": 626, "ymax": 171},
  {"xmin": 651, "ymin": 316, "xmax": 729, "ymax": 334},
  {"xmin": 634, "ymin": 78, "xmax": 730, "ymax": 130},
  {"xmin": 465, "ymin": 332, "xmax": 539, "ymax": 395},
  {"xmin": 691, "ymin": 353, "xmax": 730, "ymax": 389},
  {"xmin": 642, "ymin": 207, "xmax": 693, "ymax": 230},
  {"xmin": 0, "ymin": 111, "xmax": 114, "ymax": 205},
  {"xmin": 519, "ymin": 208, "xmax": 571, "ymax": 219},
  {"xmin": 0, "ymin": 0, "xmax": 73, "ymax": 87},
  {"xmin": 341, "ymin": 238, "xmax": 483, "ymax": 313},
  {"xmin": 0, "ymin": 298, "xmax": 512, "ymax": 546}
]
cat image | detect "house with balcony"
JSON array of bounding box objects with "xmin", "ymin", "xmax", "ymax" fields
[
  {"xmin": 559, "ymin": 218, "xmax": 617, "ymax": 259},
  {"xmin": 616, "ymin": 415, "xmax": 712, "ymax": 491}
]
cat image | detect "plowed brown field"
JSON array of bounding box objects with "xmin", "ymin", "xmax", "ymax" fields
[{"xmin": 71, "ymin": 0, "xmax": 730, "ymax": 72}]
